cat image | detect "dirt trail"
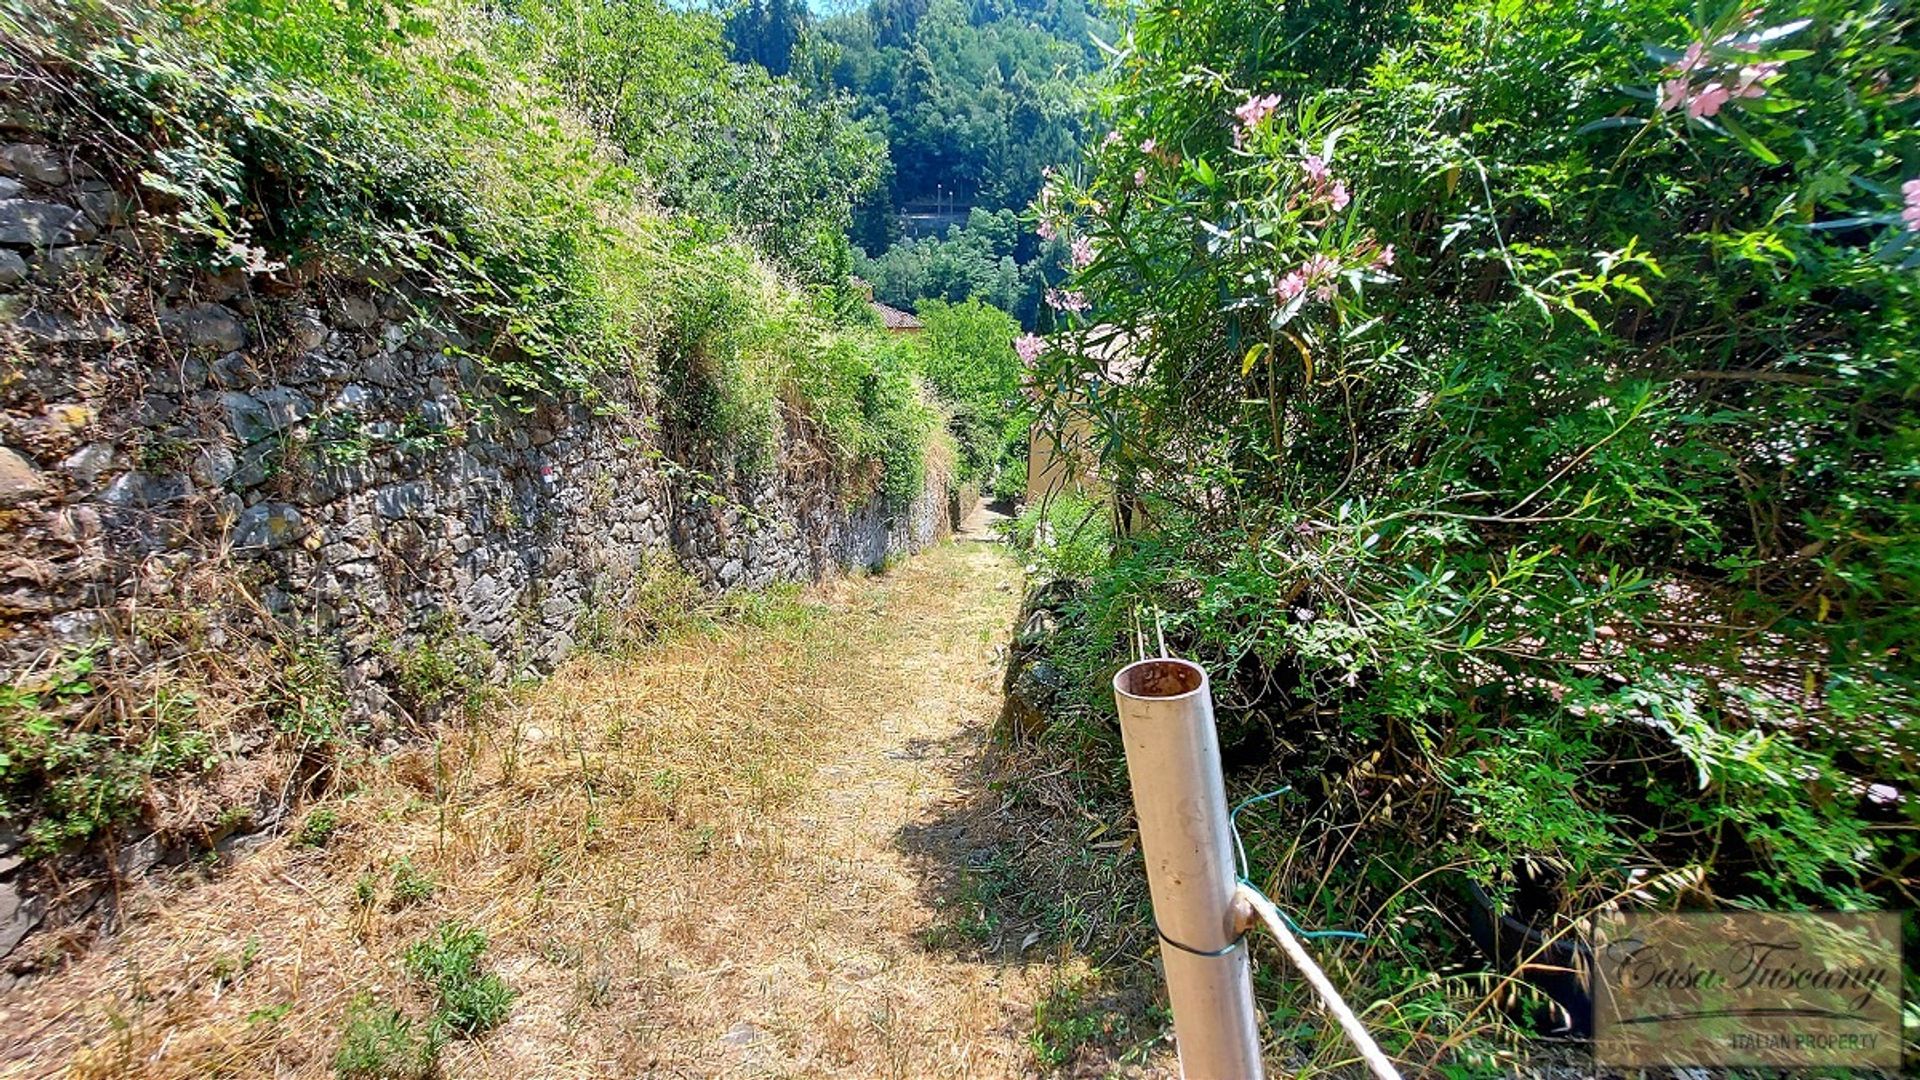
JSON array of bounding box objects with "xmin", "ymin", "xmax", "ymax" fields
[{"xmin": 0, "ymin": 540, "xmax": 1131, "ymax": 1079}]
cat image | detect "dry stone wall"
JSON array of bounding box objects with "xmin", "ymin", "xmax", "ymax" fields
[
  {"xmin": 0, "ymin": 138, "xmax": 949, "ymax": 962},
  {"xmin": 0, "ymin": 143, "xmax": 949, "ymax": 709}
]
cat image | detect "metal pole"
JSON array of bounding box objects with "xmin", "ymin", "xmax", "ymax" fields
[{"xmin": 1113, "ymin": 657, "xmax": 1264, "ymax": 1079}]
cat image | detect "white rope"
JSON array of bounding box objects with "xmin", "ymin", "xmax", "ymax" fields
[{"xmin": 1235, "ymin": 882, "xmax": 1404, "ymax": 1080}]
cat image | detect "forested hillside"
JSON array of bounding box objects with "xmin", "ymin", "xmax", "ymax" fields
[{"xmin": 726, "ymin": 0, "xmax": 1098, "ymax": 323}]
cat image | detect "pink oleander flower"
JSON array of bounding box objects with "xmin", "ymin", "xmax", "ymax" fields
[
  {"xmin": 1736, "ymin": 61, "xmax": 1783, "ymax": 95},
  {"xmin": 1372, "ymin": 244, "xmax": 1395, "ymax": 269},
  {"xmin": 1303, "ymin": 253, "xmax": 1343, "ymax": 300},
  {"xmin": 1103, "ymin": 131, "xmax": 1122, "ymax": 148},
  {"xmin": 1070, "ymin": 236, "xmax": 1096, "ymax": 268},
  {"xmin": 1659, "ymin": 77, "xmax": 1691, "ymax": 112},
  {"xmin": 1140, "ymin": 138, "xmax": 1157, "ymax": 154},
  {"xmin": 1659, "ymin": 36, "xmax": 1787, "ymax": 118},
  {"xmin": 1133, "ymin": 167, "xmax": 1148, "ymax": 188},
  {"xmin": 1233, "ymin": 93, "xmax": 1282, "ymax": 140},
  {"xmin": 1302, "ymin": 252, "xmax": 1340, "ymax": 280},
  {"xmin": 1297, "ymin": 154, "xmax": 1349, "ymax": 212},
  {"xmin": 1903, "ymin": 178, "xmax": 1920, "ymax": 232},
  {"xmin": 1014, "ymin": 333, "xmax": 1045, "ymax": 366},
  {"xmin": 1275, "ymin": 253, "xmax": 1343, "ymax": 307},
  {"xmin": 1688, "ymin": 81, "xmax": 1733, "ymax": 118},
  {"xmin": 1046, "ymin": 288, "xmax": 1090, "ymax": 313},
  {"xmin": 1035, "ymin": 219, "xmax": 1056, "ymax": 241}
]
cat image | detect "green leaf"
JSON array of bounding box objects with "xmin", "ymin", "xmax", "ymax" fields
[
  {"xmin": 1574, "ymin": 116, "xmax": 1647, "ymax": 136},
  {"xmin": 1714, "ymin": 113, "xmax": 1780, "ymax": 165},
  {"xmin": 1241, "ymin": 341, "xmax": 1269, "ymax": 376}
]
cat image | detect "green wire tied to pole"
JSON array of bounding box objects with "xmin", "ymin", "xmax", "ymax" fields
[{"xmin": 1229, "ymin": 785, "xmax": 1368, "ymax": 943}]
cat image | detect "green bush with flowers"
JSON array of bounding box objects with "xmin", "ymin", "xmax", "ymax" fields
[{"xmin": 1016, "ymin": 0, "xmax": 1918, "ymax": 1064}]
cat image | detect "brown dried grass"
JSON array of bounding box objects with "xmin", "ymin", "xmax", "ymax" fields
[{"xmin": 0, "ymin": 542, "xmax": 1141, "ymax": 1079}]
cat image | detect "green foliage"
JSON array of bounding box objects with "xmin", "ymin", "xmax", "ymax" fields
[
  {"xmin": 1038, "ymin": 0, "xmax": 1920, "ymax": 904},
  {"xmin": 386, "ymin": 620, "xmax": 491, "ymax": 718},
  {"xmin": 403, "ymin": 921, "xmax": 516, "ymax": 1036},
  {"xmin": 1027, "ymin": 970, "xmax": 1114, "ymax": 1071},
  {"xmin": 498, "ymin": 0, "xmax": 883, "ymax": 288},
  {"xmin": 856, "ymin": 207, "xmax": 1067, "ymax": 326},
  {"xmin": 726, "ymin": 0, "xmax": 808, "ymax": 76},
  {"xmin": 334, "ymin": 995, "xmax": 441, "ymax": 1080},
  {"xmin": 1008, "ymin": 494, "xmax": 1112, "ymax": 582},
  {"xmin": 802, "ymin": 0, "xmax": 1099, "ymax": 221},
  {"xmin": 268, "ymin": 641, "xmax": 353, "ymax": 750},
  {"xmin": 1020, "ymin": 0, "xmax": 1920, "ymax": 1063},
  {"xmin": 991, "ymin": 450, "xmax": 1027, "ymax": 501},
  {"xmin": 622, "ymin": 554, "xmax": 717, "ymax": 641},
  {"xmin": 651, "ymin": 241, "xmax": 941, "ymax": 501},
  {"xmin": 9, "ymin": 0, "xmax": 939, "ymax": 479},
  {"xmin": 296, "ymin": 807, "xmax": 341, "ymax": 848},
  {"xmin": 774, "ymin": 321, "xmax": 940, "ymax": 507},
  {"xmin": 0, "ymin": 649, "xmax": 218, "ymax": 857},
  {"xmin": 859, "ymin": 345, "xmax": 942, "ymax": 507},
  {"xmin": 911, "ymin": 297, "xmax": 1031, "ymax": 486},
  {"xmin": 388, "ymin": 857, "xmax": 436, "ymax": 909}
]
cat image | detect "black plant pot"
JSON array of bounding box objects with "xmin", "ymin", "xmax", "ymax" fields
[{"xmin": 1462, "ymin": 877, "xmax": 1594, "ymax": 1037}]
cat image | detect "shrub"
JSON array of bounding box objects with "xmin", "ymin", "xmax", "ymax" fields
[
  {"xmin": 386, "ymin": 621, "xmax": 491, "ymax": 719},
  {"xmin": 494, "ymin": 0, "xmax": 884, "ymax": 290},
  {"xmin": 1023, "ymin": 0, "xmax": 1920, "ymax": 1063},
  {"xmin": 387, "ymin": 858, "xmax": 436, "ymax": 909},
  {"xmin": 1008, "ymin": 494, "xmax": 1113, "ymax": 583},
  {"xmin": 403, "ymin": 921, "xmax": 516, "ymax": 1036},
  {"xmin": 295, "ymin": 807, "xmax": 340, "ymax": 848},
  {"xmin": 911, "ymin": 298, "xmax": 1033, "ymax": 490},
  {"xmin": 1039, "ymin": 0, "xmax": 1919, "ymax": 904},
  {"xmin": 333, "ymin": 996, "xmax": 440, "ymax": 1080},
  {"xmin": 0, "ymin": 649, "xmax": 221, "ymax": 856}
]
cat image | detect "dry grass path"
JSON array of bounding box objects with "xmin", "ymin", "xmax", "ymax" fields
[{"xmin": 0, "ymin": 540, "xmax": 1130, "ymax": 1078}]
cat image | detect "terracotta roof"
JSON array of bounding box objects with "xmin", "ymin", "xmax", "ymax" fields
[{"xmin": 871, "ymin": 301, "xmax": 923, "ymax": 330}]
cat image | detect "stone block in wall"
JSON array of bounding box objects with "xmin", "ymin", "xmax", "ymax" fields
[
  {"xmin": 96, "ymin": 470, "xmax": 189, "ymax": 509},
  {"xmin": 160, "ymin": 303, "xmax": 247, "ymax": 353},
  {"xmin": 0, "ymin": 143, "xmax": 70, "ymax": 185},
  {"xmin": 219, "ymin": 387, "xmax": 313, "ymax": 444},
  {"xmin": 0, "ymin": 199, "xmax": 94, "ymax": 245},
  {"xmin": 11, "ymin": 311, "xmax": 127, "ymax": 345},
  {"xmin": 231, "ymin": 503, "xmax": 305, "ymax": 553},
  {"xmin": 328, "ymin": 294, "xmax": 377, "ymax": 329},
  {"xmin": 373, "ymin": 481, "xmax": 432, "ymax": 519}
]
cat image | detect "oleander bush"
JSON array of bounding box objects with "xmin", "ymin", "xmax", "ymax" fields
[{"xmin": 1018, "ymin": 0, "xmax": 1919, "ymax": 1065}]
